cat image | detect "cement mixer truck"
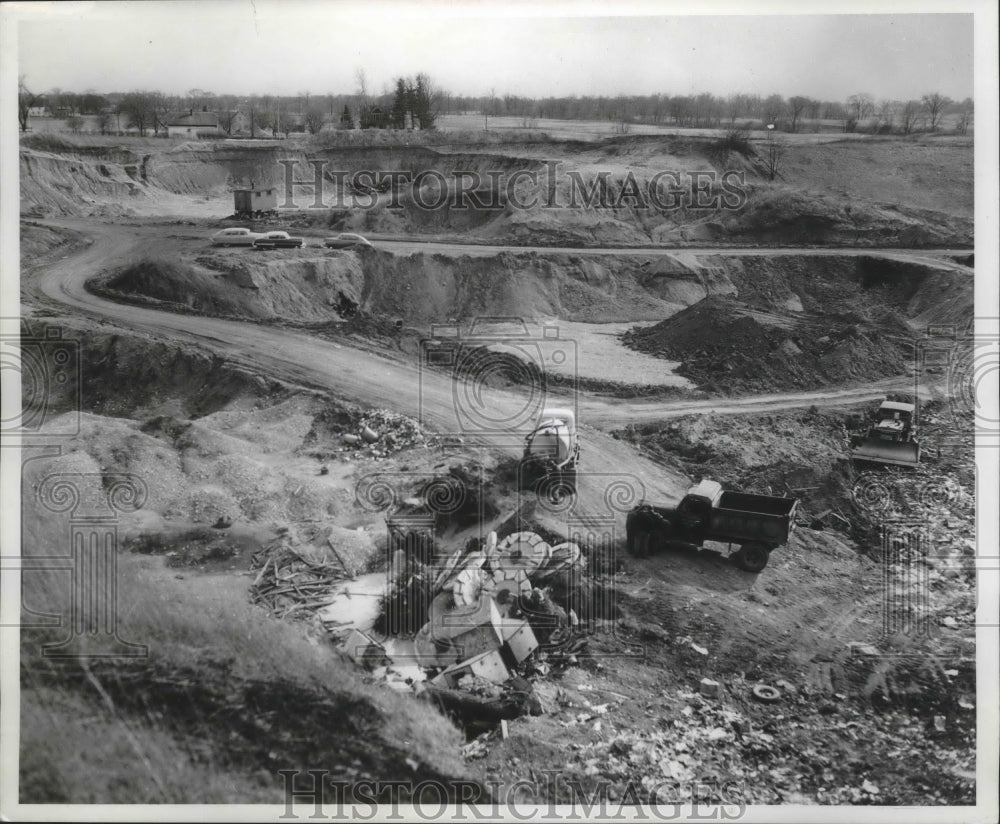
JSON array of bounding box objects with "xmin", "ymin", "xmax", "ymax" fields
[{"xmin": 518, "ymin": 407, "xmax": 580, "ymax": 494}]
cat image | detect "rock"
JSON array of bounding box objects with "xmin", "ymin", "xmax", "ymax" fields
[
  {"xmin": 360, "ymin": 426, "xmax": 380, "ymax": 444},
  {"xmin": 942, "ymin": 616, "xmax": 958, "ymax": 628},
  {"xmin": 861, "ymin": 780, "xmax": 880, "ymax": 795},
  {"xmin": 639, "ymin": 623, "xmax": 671, "ymax": 642},
  {"xmin": 699, "ymin": 678, "xmax": 721, "ymax": 698}
]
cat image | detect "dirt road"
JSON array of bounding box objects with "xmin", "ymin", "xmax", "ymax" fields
[
  {"xmin": 374, "ymin": 238, "xmax": 972, "ymax": 270},
  {"xmin": 25, "ymin": 220, "xmax": 935, "ymax": 510}
]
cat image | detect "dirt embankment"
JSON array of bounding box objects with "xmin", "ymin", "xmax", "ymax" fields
[
  {"xmin": 20, "ymin": 133, "xmax": 973, "ymax": 247},
  {"xmin": 20, "ymin": 221, "xmax": 88, "ymax": 266},
  {"xmin": 623, "ymin": 255, "xmax": 973, "ymax": 393},
  {"xmin": 90, "ymin": 248, "xmax": 738, "ymax": 326}
]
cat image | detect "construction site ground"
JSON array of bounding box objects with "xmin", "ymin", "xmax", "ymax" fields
[{"xmin": 15, "ymin": 128, "xmax": 979, "ymax": 807}]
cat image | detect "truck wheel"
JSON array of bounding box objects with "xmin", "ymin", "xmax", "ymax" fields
[
  {"xmin": 630, "ymin": 533, "xmax": 650, "ymax": 558},
  {"xmin": 738, "ymin": 543, "xmax": 770, "ymax": 573}
]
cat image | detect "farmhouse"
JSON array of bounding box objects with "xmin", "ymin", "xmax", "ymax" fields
[{"xmin": 167, "ymin": 111, "xmax": 220, "ymax": 138}]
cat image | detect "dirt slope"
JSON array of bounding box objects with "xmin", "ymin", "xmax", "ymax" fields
[{"xmin": 20, "ymin": 133, "xmax": 973, "ymax": 248}]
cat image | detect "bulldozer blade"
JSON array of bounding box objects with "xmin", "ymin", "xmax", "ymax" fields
[{"xmin": 851, "ymin": 440, "xmax": 921, "ymax": 468}]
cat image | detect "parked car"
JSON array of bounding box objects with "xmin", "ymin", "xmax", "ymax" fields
[
  {"xmin": 252, "ymin": 231, "xmax": 305, "ymax": 250},
  {"xmin": 211, "ymin": 227, "xmax": 264, "ymax": 246},
  {"xmin": 324, "ymin": 233, "xmax": 374, "ymax": 250}
]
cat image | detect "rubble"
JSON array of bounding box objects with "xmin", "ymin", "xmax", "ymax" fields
[
  {"xmin": 337, "ymin": 408, "xmax": 436, "ymax": 460},
  {"xmin": 699, "ymin": 678, "xmax": 721, "ymax": 698},
  {"xmin": 333, "ymin": 526, "xmax": 598, "ymax": 734},
  {"xmin": 250, "ymin": 530, "xmax": 357, "ymax": 620}
]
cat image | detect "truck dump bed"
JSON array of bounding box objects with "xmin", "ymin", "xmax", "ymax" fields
[{"xmin": 709, "ymin": 492, "xmax": 798, "ymax": 545}]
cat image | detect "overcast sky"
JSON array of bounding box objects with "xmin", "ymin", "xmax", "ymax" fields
[{"xmin": 16, "ymin": 1, "xmax": 974, "ymax": 101}]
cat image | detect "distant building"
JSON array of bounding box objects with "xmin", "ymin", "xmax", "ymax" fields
[
  {"xmin": 233, "ymin": 188, "xmax": 278, "ymax": 216},
  {"xmin": 167, "ymin": 111, "xmax": 220, "ymax": 138},
  {"xmin": 28, "ymin": 105, "xmax": 48, "ymax": 117}
]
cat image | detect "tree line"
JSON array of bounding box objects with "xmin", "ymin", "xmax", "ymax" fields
[
  {"xmin": 18, "ymin": 72, "xmax": 971, "ymax": 137},
  {"xmin": 450, "ymin": 90, "xmax": 972, "ymax": 135}
]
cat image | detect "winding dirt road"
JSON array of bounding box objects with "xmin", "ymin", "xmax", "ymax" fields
[{"xmin": 23, "ymin": 219, "xmax": 935, "ymax": 509}]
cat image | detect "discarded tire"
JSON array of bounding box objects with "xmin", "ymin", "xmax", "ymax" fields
[{"xmin": 752, "ymin": 684, "xmax": 781, "ymax": 704}]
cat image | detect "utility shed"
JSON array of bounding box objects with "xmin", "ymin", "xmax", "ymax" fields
[{"xmin": 233, "ymin": 187, "xmax": 277, "ymax": 215}]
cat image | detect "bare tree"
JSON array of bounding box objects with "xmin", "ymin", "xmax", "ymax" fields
[
  {"xmin": 245, "ymin": 96, "xmax": 262, "ymax": 137},
  {"xmin": 764, "ymin": 125, "xmax": 784, "ymax": 181},
  {"xmin": 787, "ymin": 96, "xmax": 811, "ymax": 133},
  {"xmin": 150, "ymin": 93, "xmax": 172, "ymax": 135},
  {"xmin": 759, "ymin": 94, "xmax": 784, "ymax": 128},
  {"xmin": 875, "ymin": 99, "xmax": 896, "ymax": 133},
  {"xmin": 119, "ymin": 91, "xmax": 157, "ymax": 136},
  {"xmin": 484, "ymin": 87, "xmax": 496, "ymax": 129},
  {"xmin": 304, "ymin": 108, "xmax": 326, "ymax": 134},
  {"xmin": 845, "ymin": 93, "xmax": 874, "ymax": 131},
  {"xmin": 899, "ymin": 100, "xmax": 920, "ymax": 135},
  {"xmin": 217, "ymin": 109, "xmax": 238, "ymax": 135},
  {"xmin": 18, "ymin": 76, "xmax": 41, "ymax": 132},
  {"xmin": 65, "ymin": 115, "xmax": 84, "ymax": 133},
  {"xmin": 955, "ymin": 97, "xmax": 973, "ymax": 135},
  {"xmin": 96, "ymin": 109, "xmax": 113, "ymax": 135},
  {"xmin": 921, "ymin": 92, "xmax": 951, "ymax": 131}
]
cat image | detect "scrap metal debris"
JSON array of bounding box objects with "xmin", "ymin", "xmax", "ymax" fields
[{"xmin": 334, "ymin": 527, "xmax": 592, "ymax": 733}]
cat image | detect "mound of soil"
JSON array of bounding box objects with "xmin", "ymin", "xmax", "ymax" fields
[{"xmin": 622, "ymin": 295, "xmax": 913, "ymax": 393}]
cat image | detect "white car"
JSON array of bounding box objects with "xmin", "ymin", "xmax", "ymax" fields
[{"xmin": 212, "ymin": 227, "xmax": 263, "ymax": 246}]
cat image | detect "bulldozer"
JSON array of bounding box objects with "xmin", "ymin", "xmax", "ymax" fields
[
  {"xmin": 850, "ymin": 400, "xmax": 921, "ymax": 468},
  {"xmin": 518, "ymin": 407, "xmax": 580, "ymax": 494}
]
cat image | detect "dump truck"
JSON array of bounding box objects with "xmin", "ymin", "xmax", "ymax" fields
[
  {"xmin": 518, "ymin": 407, "xmax": 580, "ymax": 494},
  {"xmin": 850, "ymin": 400, "xmax": 920, "ymax": 468},
  {"xmin": 626, "ymin": 480, "xmax": 799, "ymax": 573}
]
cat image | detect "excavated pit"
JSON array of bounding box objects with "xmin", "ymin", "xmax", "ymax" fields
[
  {"xmin": 20, "ymin": 133, "xmax": 972, "ymax": 247},
  {"xmin": 89, "ymin": 244, "xmax": 973, "ymax": 396}
]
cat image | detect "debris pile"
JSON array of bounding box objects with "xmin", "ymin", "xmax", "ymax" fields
[
  {"xmin": 335, "ymin": 528, "xmax": 592, "ymax": 732},
  {"xmin": 339, "ymin": 408, "xmax": 435, "ymax": 459},
  {"xmin": 250, "ymin": 525, "xmax": 375, "ymax": 619},
  {"xmin": 546, "ymin": 672, "xmax": 974, "ymax": 805}
]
